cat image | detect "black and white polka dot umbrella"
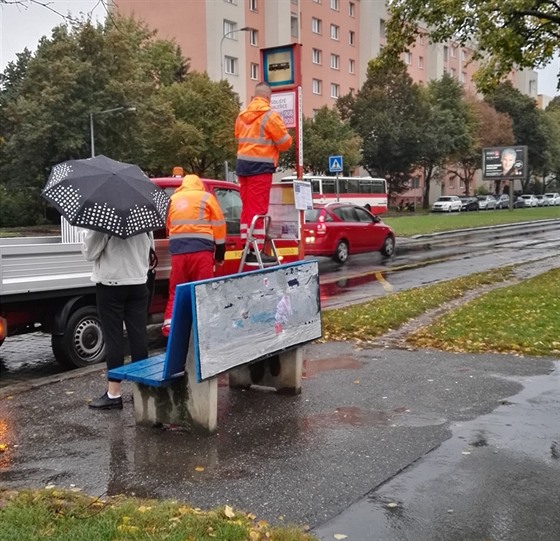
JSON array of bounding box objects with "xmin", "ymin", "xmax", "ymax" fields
[{"xmin": 42, "ymin": 155, "xmax": 170, "ymax": 239}]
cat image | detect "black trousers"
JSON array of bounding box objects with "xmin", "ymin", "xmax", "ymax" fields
[{"xmin": 96, "ymin": 283, "xmax": 149, "ymax": 381}]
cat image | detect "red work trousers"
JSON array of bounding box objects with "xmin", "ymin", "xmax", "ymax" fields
[
  {"xmin": 239, "ymin": 173, "xmax": 273, "ymax": 250},
  {"xmin": 163, "ymin": 251, "xmax": 214, "ymax": 335}
]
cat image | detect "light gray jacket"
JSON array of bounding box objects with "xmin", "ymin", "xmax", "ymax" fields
[{"xmin": 82, "ymin": 231, "xmax": 153, "ymax": 286}]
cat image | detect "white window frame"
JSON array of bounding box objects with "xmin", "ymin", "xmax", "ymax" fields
[
  {"xmin": 330, "ymin": 53, "xmax": 340, "ymax": 70},
  {"xmin": 348, "ymin": 30, "xmax": 355, "ymax": 45},
  {"xmin": 349, "ymin": 1, "xmax": 355, "ymax": 16},
  {"xmin": 223, "ymin": 20, "xmax": 236, "ymax": 37},
  {"xmin": 348, "ymin": 59, "xmax": 355, "ymax": 74},
  {"xmin": 249, "ymin": 0, "xmax": 257, "ymax": 11},
  {"xmin": 250, "ymin": 63, "xmax": 259, "ymax": 80},
  {"xmin": 330, "ymin": 24, "xmax": 339, "ymax": 40},
  {"xmin": 224, "ymin": 0, "xmax": 236, "ymax": 4},
  {"xmin": 312, "ymin": 78, "xmax": 322, "ymax": 95},
  {"xmin": 249, "ymin": 29, "xmax": 258, "ymax": 46},
  {"xmin": 312, "ymin": 17, "xmax": 322, "ymax": 34},
  {"xmin": 224, "ymin": 56, "xmax": 237, "ymax": 75},
  {"xmin": 330, "ymin": 0, "xmax": 339, "ymax": 11},
  {"xmin": 418, "ymin": 56, "xmax": 424, "ymax": 69},
  {"xmin": 330, "ymin": 83, "xmax": 340, "ymax": 99},
  {"xmin": 404, "ymin": 51, "xmax": 412, "ymax": 65},
  {"xmin": 312, "ymin": 48, "xmax": 322, "ymax": 65},
  {"xmin": 380, "ymin": 19, "xmax": 386, "ymax": 38},
  {"xmin": 291, "ymin": 15, "xmax": 299, "ymax": 38}
]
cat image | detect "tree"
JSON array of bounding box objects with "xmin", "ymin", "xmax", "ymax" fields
[
  {"xmin": 485, "ymin": 82, "xmax": 549, "ymax": 191},
  {"xmin": 385, "ymin": 0, "xmax": 560, "ymax": 92},
  {"xmin": 339, "ymin": 59, "xmax": 426, "ymax": 199},
  {"xmin": 414, "ymin": 74, "xmax": 473, "ymax": 207},
  {"xmin": 451, "ymin": 97, "xmax": 515, "ymax": 196},
  {"xmin": 279, "ymin": 106, "xmax": 362, "ymax": 175}
]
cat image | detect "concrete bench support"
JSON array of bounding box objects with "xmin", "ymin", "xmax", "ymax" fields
[
  {"xmin": 131, "ymin": 333, "xmax": 218, "ymax": 434},
  {"xmin": 228, "ymin": 346, "xmax": 304, "ymax": 395}
]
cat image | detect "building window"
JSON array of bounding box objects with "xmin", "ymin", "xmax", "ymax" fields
[
  {"xmin": 224, "ymin": 56, "xmax": 237, "ymax": 75},
  {"xmin": 349, "ymin": 59, "xmax": 355, "ymax": 73},
  {"xmin": 249, "ymin": 29, "xmax": 258, "ymax": 46},
  {"xmin": 460, "ymin": 71, "xmax": 466, "ymax": 83},
  {"xmin": 461, "ymin": 49, "xmax": 466, "ymax": 61},
  {"xmin": 312, "ymin": 79, "xmax": 322, "ymax": 94},
  {"xmin": 404, "ymin": 51, "xmax": 412, "ymax": 65},
  {"xmin": 312, "ymin": 48, "xmax": 322, "ymax": 64},
  {"xmin": 249, "ymin": 0, "xmax": 257, "ymax": 11},
  {"xmin": 331, "ymin": 83, "xmax": 340, "ymax": 98},
  {"xmin": 348, "ymin": 30, "xmax": 355, "ymax": 45},
  {"xmin": 250, "ymin": 63, "xmax": 259, "ymax": 80},
  {"xmin": 451, "ymin": 67, "xmax": 456, "ymax": 78},
  {"xmin": 223, "ymin": 20, "xmax": 236, "ymax": 37},
  {"xmin": 330, "ymin": 24, "xmax": 339, "ymax": 40},
  {"xmin": 330, "ymin": 54, "xmax": 340, "ymax": 70},
  {"xmin": 313, "ymin": 0, "xmax": 321, "ymax": 3},
  {"xmin": 312, "ymin": 109, "xmax": 320, "ymax": 118},
  {"xmin": 443, "ymin": 45, "xmax": 448, "ymax": 62},
  {"xmin": 224, "ymin": 0, "xmax": 236, "ymax": 3},
  {"xmin": 330, "ymin": 0, "xmax": 339, "ymax": 10},
  {"xmin": 451, "ymin": 46, "xmax": 456, "ymax": 58},
  {"xmin": 291, "ymin": 16, "xmax": 299, "ymax": 38},
  {"xmin": 312, "ymin": 17, "xmax": 322, "ymax": 34},
  {"xmin": 380, "ymin": 19, "xmax": 386, "ymax": 38},
  {"xmin": 349, "ymin": 1, "xmax": 355, "ymax": 16},
  {"xmin": 418, "ymin": 56, "xmax": 424, "ymax": 69}
]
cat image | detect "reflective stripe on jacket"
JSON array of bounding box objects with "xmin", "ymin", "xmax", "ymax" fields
[
  {"xmin": 167, "ymin": 175, "xmax": 226, "ymax": 256},
  {"xmin": 235, "ymin": 96, "xmax": 292, "ymax": 177}
]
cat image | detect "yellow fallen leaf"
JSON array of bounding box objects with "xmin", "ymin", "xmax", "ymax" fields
[
  {"xmin": 117, "ymin": 525, "xmax": 139, "ymax": 533},
  {"xmin": 0, "ymin": 444, "xmax": 8, "ymax": 452},
  {"xmin": 354, "ymin": 380, "xmax": 360, "ymax": 384},
  {"xmin": 137, "ymin": 505, "xmax": 152, "ymax": 513},
  {"xmin": 195, "ymin": 466, "xmax": 205, "ymax": 472},
  {"xmin": 224, "ymin": 505, "xmax": 235, "ymax": 518},
  {"xmin": 334, "ymin": 535, "xmax": 348, "ymax": 540},
  {"xmin": 386, "ymin": 502, "xmax": 398, "ymax": 509}
]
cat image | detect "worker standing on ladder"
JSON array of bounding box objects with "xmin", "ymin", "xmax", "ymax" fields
[{"xmin": 235, "ymin": 82, "xmax": 292, "ymax": 263}]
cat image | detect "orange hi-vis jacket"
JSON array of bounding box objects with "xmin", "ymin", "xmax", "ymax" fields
[
  {"xmin": 167, "ymin": 175, "xmax": 226, "ymax": 260},
  {"xmin": 235, "ymin": 96, "xmax": 292, "ymax": 177}
]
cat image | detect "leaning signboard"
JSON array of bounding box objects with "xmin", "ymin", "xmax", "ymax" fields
[
  {"xmin": 482, "ymin": 146, "xmax": 528, "ymax": 180},
  {"xmin": 181, "ymin": 261, "xmax": 322, "ymax": 381}
]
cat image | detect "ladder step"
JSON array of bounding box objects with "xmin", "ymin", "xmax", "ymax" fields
[{"xmin": 239, "ymin": 214, "xmax": 281, "ymax": 272}]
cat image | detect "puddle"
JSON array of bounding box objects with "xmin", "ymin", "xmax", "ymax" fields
[
  {"xmin": 320, "ymin": 272, "xmax": 387, "ymax": 303},
  {"xmin": 303, "ymin": 356, "xmax": 364, "ymax": 377}
]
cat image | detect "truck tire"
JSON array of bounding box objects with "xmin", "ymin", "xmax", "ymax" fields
[{"xmin": 52, "ymin": 306, "xmax": 105, "ymax": 369}]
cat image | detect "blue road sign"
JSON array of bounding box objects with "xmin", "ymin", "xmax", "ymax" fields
[{"xmin": 329, "ymin": 155, "xmax": 343, "ymax": 173}]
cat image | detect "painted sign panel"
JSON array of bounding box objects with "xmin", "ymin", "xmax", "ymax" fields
[
  {"xmin": 193, "ymin": 261, "xmax": 321, "ymax": 381},
  {"xmin": 271, "ymin": 91, "xmax": 296, "ymax": 128},
  {"xmin": 482, "ymin": 146, "xmax": 528, "ymax": 180},
  {"xmin": 262, "ymin": 46, "xmax": 296, "ymax": 87}
]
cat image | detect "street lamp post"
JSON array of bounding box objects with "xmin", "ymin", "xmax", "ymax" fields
[
  {"xmin": 89, "ymin": 106, "xmax": 136, "ymax": 157},
  {"xmin": 220, "ymin": 26, "xmax": 252, "ymax": 80}
]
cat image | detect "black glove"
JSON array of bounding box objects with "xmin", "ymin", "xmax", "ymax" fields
[{"xmin": 214, "ymin": 243, "xmax": 225, "ymax": 262}]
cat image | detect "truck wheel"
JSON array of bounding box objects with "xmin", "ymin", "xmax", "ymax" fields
[{"xmin": 52, "ymin": 306, "xmax": 105, "ymax": 369}]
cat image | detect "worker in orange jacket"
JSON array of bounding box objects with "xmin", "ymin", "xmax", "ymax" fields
[
  {"xmin": 235, "ymin": 82, "xmax": 292, "ymax": 262},
  {"xmin": 162, "ymin": 174, "xmax": 226, "ymax": 336}
]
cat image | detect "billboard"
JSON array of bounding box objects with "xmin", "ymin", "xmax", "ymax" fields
[{"xmin": 482, "ymin": 146, "xmax": 528, "ymax": 180}]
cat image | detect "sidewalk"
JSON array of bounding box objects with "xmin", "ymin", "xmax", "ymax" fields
[{"xmin": 1, "ymin": 341, "xmax": 558, "ymax": 539}]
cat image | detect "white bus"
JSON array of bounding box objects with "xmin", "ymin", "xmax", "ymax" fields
[{"xmin": 281, "ymin": 175, "xmax": 388, "ymax": 214}]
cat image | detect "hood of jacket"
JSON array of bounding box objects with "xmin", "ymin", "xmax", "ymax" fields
[
  {"xmin": 238, "ymin": 96, "xmax": 270, "ymax": 125},
  {"xmin": 176, "ymin": 174, "xmax": 205, "ymax": 193}
]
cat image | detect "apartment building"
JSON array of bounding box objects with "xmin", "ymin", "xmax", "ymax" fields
[{"xmin": 114, "ymin": 0, "xmax": 538, "ymax": 198}]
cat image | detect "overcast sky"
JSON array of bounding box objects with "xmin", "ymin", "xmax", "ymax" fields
[{"xmin": 1, "ymin": 0, "xmax": 559, "ymax": 96}]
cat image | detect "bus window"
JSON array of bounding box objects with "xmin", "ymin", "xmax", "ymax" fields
[
  {"xmin": 322, "ymin": 179, "xmax": 336, "ymax": 194},
  {"xmin": 311, "ymin": 179, "xmax": 321, "ymax": 194},
  {"xmin": 347, "ymin": 179, "xmax": 359, "ymax": 193}
]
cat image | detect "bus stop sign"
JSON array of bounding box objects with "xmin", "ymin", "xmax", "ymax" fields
[{"xmin": 329, "ymin": 156, "xmax": 343, "ymax": 173}]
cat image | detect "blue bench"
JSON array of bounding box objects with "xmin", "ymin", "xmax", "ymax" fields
[{"xmin": 108, "ymin": 283, "xmax": 194, "ymax": 387}]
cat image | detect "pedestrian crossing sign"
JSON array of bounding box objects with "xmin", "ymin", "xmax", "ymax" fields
[{"xmin": 329, "ymin": 156, "xmax": 343, "ymax": 173}]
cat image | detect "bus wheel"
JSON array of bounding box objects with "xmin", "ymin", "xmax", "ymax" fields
[
  {"xmin": 52, "ymin": 306, "xmax": 106, "ymax": 369},
  {"xmin": 381, "ymin": 235, "xmax": 395, "ymax": 257},
  {"xmin": 333, "ymin": 240, "xmax": 349, "ymax": 264}
]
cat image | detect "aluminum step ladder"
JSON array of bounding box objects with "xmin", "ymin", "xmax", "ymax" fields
[{"xmin": 238, "ymin": 214, "xmax": 280, "ymax": 272}]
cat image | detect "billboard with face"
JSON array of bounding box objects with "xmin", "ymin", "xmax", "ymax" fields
[{"xmin": 482, "ymin": 146, "xmax": 528, "ymax": 180}]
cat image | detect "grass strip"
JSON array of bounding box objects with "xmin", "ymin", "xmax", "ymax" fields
[
  {"xmin": 408, "ymin": 268, "xmax": 560, "ymax": 357},
  {"xmin": 0, "ymin": 489, "xmax": 316, "ymax": 541},
  {"xmin": 322, "ymin": 267, "xmax": 515, "ymax": 343},
  {"xmin": 383, "ymin": 207, "xmax": 560, "ymax": 236}
]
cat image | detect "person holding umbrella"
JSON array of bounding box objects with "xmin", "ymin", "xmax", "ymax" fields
[{"xmin": 43, "ymin": 155, "xmax": 170, "ymax": 410}]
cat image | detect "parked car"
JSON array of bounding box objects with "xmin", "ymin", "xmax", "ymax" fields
[
  {"xmin": 520, "ymin": 194, "xmax": 539, "ymax": 207},
  {"xmin": 476, "ymin": 194, "xmax": 497, "ymax": 210},
  {"xmin": 535, "ymin": 195, "xmax": 546, "ymax": 206},
  {"xmin": 431, "ymin": 196, "xmax": 462, "ymax": 212},
  {"xmin": 459, "ymin": 196, "xmax": 479, "ymax": 211},
  {"xmin": 495, "ymin": 194, "xmax": 510, "ymax": 209},
  {"xmin": 512, "ymin": 196, "xmax": 526, "ymax": 209},
  {"xmin": 543, "ymin": 193, "xmax": 560, "ymax": 206},
  {"xmin": 303, "ymin": 203, "xmax": 396, "ymax": 264}
]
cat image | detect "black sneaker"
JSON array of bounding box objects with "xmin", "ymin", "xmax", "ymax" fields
[{"xmin": 89, "ymin": 392, "xmax": 123, "ymax": 410}]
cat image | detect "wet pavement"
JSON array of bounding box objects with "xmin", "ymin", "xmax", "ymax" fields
[{"xmin": 1, "ymin": 342, "xmax": 559, "ymax": 540}]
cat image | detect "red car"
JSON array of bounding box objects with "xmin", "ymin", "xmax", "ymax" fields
[{"xmin": 303, "ymin": 203, "xmax": 396, "ymax": 264}]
